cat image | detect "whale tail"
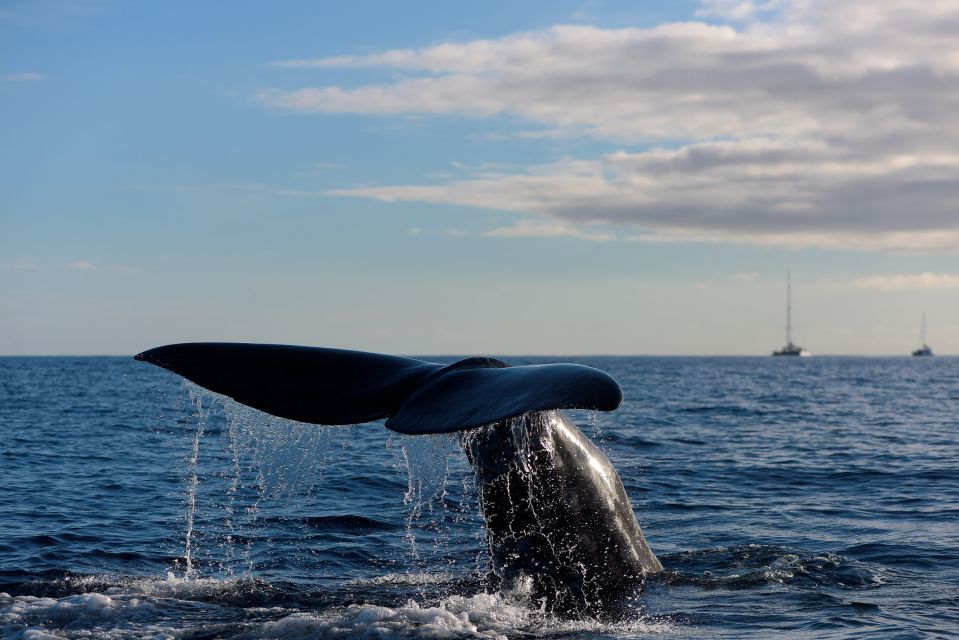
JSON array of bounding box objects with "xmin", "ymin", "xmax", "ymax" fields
[{"xmin": 134, "ymin": 343, "xmax": 622, "ymax": 435}]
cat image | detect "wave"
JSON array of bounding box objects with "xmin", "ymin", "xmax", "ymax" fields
[
  {"xmin": 0, "ymin": 574, "xmax": 675, "ymax": 640},
  {"xmin": 662, "ymin": 544, "xmax": 885, "ymax": 589}
]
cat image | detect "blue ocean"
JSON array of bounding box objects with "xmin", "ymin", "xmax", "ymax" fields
[{"xmin": 1, "ymin": 356, "xmax": 957, "ymax": 639}]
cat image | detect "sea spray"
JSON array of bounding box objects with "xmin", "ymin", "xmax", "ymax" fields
[
  {"xmin": 174, "ymin": 384, "xmax": 346, "ymax": 578},
  {"xmin": 182, "ymin": 384, "xmax": 215, "ymax": 578},
  {"xmin": 170, "ymin": 384, "xmax": 481, "ymax": 582},
  {"xmin": 394, "ymin": 433, "xmax": 458, "ymax": 561}
]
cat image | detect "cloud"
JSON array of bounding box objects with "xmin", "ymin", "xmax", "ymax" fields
[
  {"xmin": 483, "ymin": 219, "xmax": 615, "ymax": 242},
  {"xmin": 623, "ymin": 227, "xmax": 959, "ymax": 253},
  {"xmin": 406, "ymin": 226, "xmax": 468, "ymax": 238},
  {"xmin": 696, "ymin": 0, "xmax": 786, "ymax": 20},
  {"xmin": 852, "ymin": 273, "xmax": 959, "ymax": 291},
  {"xmin": 2, "ymin": 72, "xmax": 43, "ymax": 82},
  {"xmin": 330, "ymin": 145, "xmax": 959, "ymax": 252},
  {"xmin": 67, "ymin": 260, "xmax": 138, "ymax": 273},
  {"xmin": 733, "ymin": 271, "xmax": 759, "ymax": 281},
  {"xmin": 267, "ymin": 1, "xmax": 959, "ymax": 251}
]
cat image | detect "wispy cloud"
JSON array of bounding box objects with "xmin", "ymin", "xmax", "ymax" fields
[
  {"xmin": 2, "ymin": 72, "xmax": 43, "ymax": 82},
  {"xmin": 123, "ymin": 182, "xmax": 329, "ymax": 198},
  {"xmin": 733, "ymin": 272, "xmax": 759, "ymax": 281},
  {"xmin": 406, "ymin": 226, "xmax": 469, "ymax": 239},
  {"xmin": 67, "ymin": 260, "xmax": 138, "ymax": 273},
  {"xmin": 696, "ymin": 0, "xmax": 786, "ymax": 20},
  {"xmin": 852, "ymin": 273, "xmax": 959, "ymax": 291},
  {"xmin": 483, "ymin": 219, "xmax": 614, "ymax": 242},
  {"xmin": 266, "ymin": 0, "xmax": 959, "ymax": 252}
]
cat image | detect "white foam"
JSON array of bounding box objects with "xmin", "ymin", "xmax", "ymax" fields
[
  {"xmin": 0, "ymin": 577, "xmax": 243, "ymax": 640},
  {"xmin": 347, "ymin": 571, "xmax": 458, "ymax": 587},
  {"xmin": 1, "ymin": 582, "xmax": 674, "ymax": 640},
  {"xmin": 112, "ymin": 571, "xmax": 249, "ymax": 599},
  {"xmin": 0, "ymin": 591, "xmax": 164, "ymax": 640},
  {"xmin": 233, "ymin": 591, "xmax": 673, "ymax": 640},
  {"xmin": 232, "ymin": 593, "xmax": 525, "ymax": 640},
  {"xmin": 1, "ymin": 592, "xmax": 118, "ymax": 622}
]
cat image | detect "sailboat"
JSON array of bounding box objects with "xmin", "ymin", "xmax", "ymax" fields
[
  {"xmin": 912, "ymin": 312, "xmax": 934, "ymax": 357},
  {"xmin": 772, "ymin": 271, "xmax": 811, "ymax": 357}
]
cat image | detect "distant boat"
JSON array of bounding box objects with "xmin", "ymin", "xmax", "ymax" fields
[
  {"xmin": 912, "ymin": 312, "xmax": 934, "ymax": 357},
  {"xmin": 772, "ymin": 271, "xmax": 811, "ymax": 357}
]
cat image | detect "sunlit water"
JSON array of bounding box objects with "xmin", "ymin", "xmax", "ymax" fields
[{"xmin": 1, "ymin": 356, "xmax": 957, "ymax": 638}]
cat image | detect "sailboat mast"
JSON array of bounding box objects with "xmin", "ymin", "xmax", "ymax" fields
[{"xmin": 786, "ymin": 270, "xmax": 792, "ymax": 345}]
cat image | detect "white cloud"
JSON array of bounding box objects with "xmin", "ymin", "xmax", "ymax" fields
[
  {"xmin": 623, "ymin": 227, "xmax": 959, "ymax": 254},
  {"xmin": 852, "ymin": 273, "xmax": 959, "ymax": 291},
  {"xmin": 406, "ymin": 226, "xmax": 469, "ymax": 238},
  {"xmin": 696, "ymin": 0, "xmax": 786, "ymax": 21},
  {"xmin": 330, "ymin": 144, "xmax": 959, "ymax": 252},
  {"xmin": 66, "ymin": 260, "xmax": 137, "ymax": 273},
  {"xmin": 733, "ymin": 271, "xmax": 759, "ymax": 281},
  {"xmin": 483, "ymin": 219, "xmax": 615, "ymax": 242},
  {"xmin": 2, "ymin": 72, "xmax": 43, "ymax": 82},
  {"xmin": 267, "ymin": 1, "xmax": 959, "ymax": 251}
]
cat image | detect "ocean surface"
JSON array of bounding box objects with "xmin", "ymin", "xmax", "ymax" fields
[{"xmin": 1, "ymin": 355, "xmax": 957, "ymax": 639}]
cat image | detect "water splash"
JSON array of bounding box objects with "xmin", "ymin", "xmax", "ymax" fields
[
  {"xmin": 0, "ymin": 579, "xmax": 676, "ymax": 640},
  {"xmin": 168, "ymin": 384, "xmax": 483, "ymax": 583},
  {"xmin": 398, "ymin": 434, "xmax": 457, "ymax": 515},
  {"xmin": 174, "ymin": 384, "xmax": 346, "ymax": 578},
  {"xmin": 182, "ymin": 384, "xmax": 215, "ymax": 578},
  {"xmin": 393, "ymin": 432, "xmax": 463, "ymax": 562}
]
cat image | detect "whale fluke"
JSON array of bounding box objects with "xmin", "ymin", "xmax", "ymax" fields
[
  {"xmin": 134, "ymin": 342, "xmax": 622, "ymax": 434},
  {"xmin": 135, "ymin": 342, "xmax": 657, "ymax": 614}
]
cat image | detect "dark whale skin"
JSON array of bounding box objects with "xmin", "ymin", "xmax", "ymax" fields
[{"xmin": 465, "ymin": 410, "xmax": 662, "ymax": 616}]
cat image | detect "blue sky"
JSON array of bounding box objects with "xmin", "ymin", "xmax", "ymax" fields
[{"xmin": 3, "ymin": 0, "xmax": 958, "ymax": 355}]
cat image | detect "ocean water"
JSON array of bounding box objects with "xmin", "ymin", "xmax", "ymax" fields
[{"xmin": 1, "ymin": 355, "xmax": 957, "ymax": 639}]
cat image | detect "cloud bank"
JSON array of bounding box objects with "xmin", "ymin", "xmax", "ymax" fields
[
  {"xmin": 264, "ymin": 0, "xmax": 959, "ymax": 252},
  {"xmin": 853, "ymin": 272, "xmax": 959, "ymax": 291}
]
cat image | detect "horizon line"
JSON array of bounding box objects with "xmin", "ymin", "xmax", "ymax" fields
[{"xmin": 0, "ymin": 352, "xmax": 953, "ymax": 358}]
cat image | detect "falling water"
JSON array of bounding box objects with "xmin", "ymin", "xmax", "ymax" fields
[
  {"xmin": 394, "ymin": 432, "xmax": 460, "ymax": 559},
  {"xmin": 182, "ymin": 384, "xmax": 215, "ymax": 578},
  {"xmin": 175, "ymin": 384, "xmax": 345, "ymax": 578},
  {"xmin": 172, "ymin": 384, "xmax": 475, "ymax": 581}
]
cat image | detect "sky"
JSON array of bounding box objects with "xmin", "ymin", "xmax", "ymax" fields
[{"xmin": 2, "ymin": 0, "xmax": 959, "ymax": 356}]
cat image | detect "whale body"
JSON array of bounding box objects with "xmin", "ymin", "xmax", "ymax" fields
[
  {"xmin": 466, "ymin": 411, "xmax": 662, "ymax": 613},
  {"xmin": 134, "ymin": 342, "xmax": 661, "ymax": 614}
]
